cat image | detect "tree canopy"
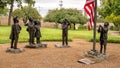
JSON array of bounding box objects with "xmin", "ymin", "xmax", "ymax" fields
[
  {"xmin": 98, "ymin": 0, "xmax": 120, "ymax": 18},
  {"xmin": 0, "ymin": 0, "xmax": 8, "ymax": 16},
  {"xmin": 98, "ymin": 0, "xmax": 120, "ymax": 31},
  {"xmin": 23, "ymin": 0, "xmax": 35, "ymax": 6},
  {"xmin": 0, "ymin": 7, "xmax": 8, "ymax": 16},
  {"xmin": 4, "ymin": 0, "xmax": 36, "ymax": 25},
  {"xmin": 0, "ymin": 0, "xmax": 7, "ymax": 8},
  {"xmin": 12, "ymin": 6, "xmax": 42, "ymax": 20},
  {"xmin": 105, "ymin": 14, "xmax": 120, "ymax": 31},
  {"xmin": 44, "ymin": 8, "xmax": 87, "ymax": 25}
]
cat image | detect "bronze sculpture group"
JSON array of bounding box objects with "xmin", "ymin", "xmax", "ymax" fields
[
  {"xmin": 23, "ymin": 17, "xmax": 42, "ymax": 46},
  {"xmin": 23, "ymin": 17, "xmax": 44, "ymax": 48},
  {"xmin": 8, "ymin": 17, "xmax": 109, "ymax": 55}
]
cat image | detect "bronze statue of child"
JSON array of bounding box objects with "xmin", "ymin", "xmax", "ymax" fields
[
  {"xmin": 9, "ymin": 16, "xmax": 21, "ymax": 49},
  {"xmin": 34, "ymin": 20, "xmax": 42, "ymax": 44},
  {"xmin": 62, "ymin": 18, "xmax": 71, "ymax": 46},
  {"xmin": 23, "ymin": 17, "xmax": 35, "ymax": 45},
  {"xmin": 98, "ymin": 22, "xmax": 109, "ymax": 55}
]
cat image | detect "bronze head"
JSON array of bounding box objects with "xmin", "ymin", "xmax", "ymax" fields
[
  {"xmin": 104, "ymin": 22, "xmax": 109, "ymax": 27},
  {"xmin": 13, "ymin": 16, "xmax": 19, "ymax": 23}
]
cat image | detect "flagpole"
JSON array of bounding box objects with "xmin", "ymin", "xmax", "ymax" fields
[{"xmin": 93, "ymin": 0, "xmax": 97, "ymax": 51}]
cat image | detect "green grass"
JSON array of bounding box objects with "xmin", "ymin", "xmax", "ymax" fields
[
  {"xmin": 0, "ymin": 26, "xmax": 72, "ymax": 44},
  {"xmin": 0, "ymin": 26, "xmax": 120, "ymax": 44}
]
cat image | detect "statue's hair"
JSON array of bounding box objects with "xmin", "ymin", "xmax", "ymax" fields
[
  {"xmin": 104, "ymin": 22, "xmax": 109, "ymax": 27},
  {"xmin": 28, "ymin": 17, "xmax": 33, "ymax": 21},
  {"xmin": 13, "ymin": 16, "xmax": 18, "ymax": 23}
]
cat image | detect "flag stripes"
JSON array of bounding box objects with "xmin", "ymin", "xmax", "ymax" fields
[{"xmin": 84, "ymin": 0, "xmax": 95, "ymax": 30}]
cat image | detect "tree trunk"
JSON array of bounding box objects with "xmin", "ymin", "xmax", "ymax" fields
[
  {"xmin": 8, "ymin": 0, "xmax": 14, "ymax": 26},
  {"xmin": 73, "ymin": 23, "xmax": 75, "ymax": 30}
]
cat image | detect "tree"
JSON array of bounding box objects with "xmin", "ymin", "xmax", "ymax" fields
[
  {"xmin": 7, "ymin": 0, "xmax": 14, "ymax": 25},
  {"xmin": 0, "ymin": 7, "xmax": 8, "ymax": 16},
  {"xmin": 112, "ymin": 16, "xmax": 120, "ymax": 33},
  {"xmin": 23, "ymin": 0, "xmax": 35, "ymax": 6},
  {"xmin": 7, "ymin": 0, "xmax": 35, "ymax": 25},
  {"xmin": 105, "ymin": 13, "xmax": 115, "ymax": 23},
  {"xmin": 0, "ymin": 0, "xmax": 8, "ymax": 25},
  {"xmin": 98, "ymin": 0, "xmax": 120, "ymax": 18},
  {"xmin": 98, "ymin": 0, "xmax": 120, "ymax": 32},
  {"xmin": 105, "ymin": 14, "xmax": 120, "ymax": 33},
  {"xmin": 44, "ymin": 8, "xmax": 87, "ymax": 29},
  {"xmin": 0, "ymin": 0, "xmax": 7, "ymax": 8},
  {"xmin": 12, "ymin": 6, "xmax": 42, "ymax": 20}
]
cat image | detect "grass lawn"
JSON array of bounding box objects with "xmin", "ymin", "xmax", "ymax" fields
[{"xmin": 0, "ymin": 26, "xmax": 120, "ymax": 44}]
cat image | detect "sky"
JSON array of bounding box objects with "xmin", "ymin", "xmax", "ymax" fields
[
  {"xmin": 13, "ymin": 0, "xmax": 100, "ymax": 17},
  {"xmin": 35, "ymin": 0, "xmax": 85, "ymax": 17}
]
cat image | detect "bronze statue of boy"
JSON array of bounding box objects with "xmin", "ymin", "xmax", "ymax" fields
[
  {"xmin": 23, "ymin": 17, "xmax": 35, "ymax": 45},
  {"xmin": 62, "ymin": 18, "xmax": 71, "ymax": 47},
  {"xmin": 34, "ymin": 20, "xmax": 42, "ymax": 44},
  {"xmin": 98, "ymin": 22, "xmax": 109, "ymax": 55},
  {"xmin": 9, "ymin": 16, "xmax": 21, "ymax": 49}
]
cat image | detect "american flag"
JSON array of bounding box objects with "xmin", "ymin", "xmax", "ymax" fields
[{"xmin": 84, "ymin": 0, "xmax": 95, "ymax": 30}]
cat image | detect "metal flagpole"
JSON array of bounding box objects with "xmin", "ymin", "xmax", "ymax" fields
[{"xmin": 93, "ymin": 0, "xmax": 97, "ymax": 51}]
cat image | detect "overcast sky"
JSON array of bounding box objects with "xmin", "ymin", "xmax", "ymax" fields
[{"xmin": 14, "ymin": 0, "xmax": 100, "ymax": 17}]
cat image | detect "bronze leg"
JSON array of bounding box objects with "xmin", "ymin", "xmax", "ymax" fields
[
  {"xmin": 14, "ymin": 35, "xmax": 18, "ymax": 49},
  {"xmin": 11, "ymin": 39, "xmax": 14, "ymax": 48},
  {"xmin": 62, "ymin": 30, "xmax": 65, "ymax": 46},
  {"xmin": 100, "ymin": 41, "xmax": 103, "ymax": 54},
  {"xmin": 65, "ymin": 32, "xmax": 68, "ymax": 46},
  {"xmin": 104, "ymin": 42, "xmax": 107, "ymax": 55},
  {"xmin": 37, "ymin": 37, "xmax": 40, "ymax": 44}
]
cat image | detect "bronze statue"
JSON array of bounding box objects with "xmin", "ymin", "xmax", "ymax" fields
[
  {"xmin": 9, "ymin": 16, "xmax": 21, "ymax": 49},
  {"xmin": 23, "ymin": 17, "xmax": 35, "ymax": 45},
  {"xmin": 98, "ymin": 22, "xmax": 109, "ymax": 55},
  {"xmin": 62, "ymin": 18, "xmax": 70, "ymax": 46},
  {"xmin": 34, "ymin": 20, "xmax": 42, "ymax": 44}
]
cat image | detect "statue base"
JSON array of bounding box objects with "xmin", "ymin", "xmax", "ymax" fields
[
  {"xmin": 84, "ymin": 50, "xmax": 109, "ymax": 62},
  {"xmin": 25, "ymin": 43, "xmax": 47, "ymax": 48},
  {"xmin": 6, "ymin": 48, "xmax": 25, "ymax": 53},
  {"xmin": 84, "ymin": 50, "xmax": 99, "ymax": 58},
  {"xmin": 55, "ymin": 44, "xmax": 70, "ymax": 48}
]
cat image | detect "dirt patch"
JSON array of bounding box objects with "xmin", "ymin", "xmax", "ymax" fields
[{"xmin": 0, "ymin": 39, "xmax": 120, "ymax": 68}]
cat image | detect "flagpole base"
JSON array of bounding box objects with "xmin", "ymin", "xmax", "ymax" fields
[
  {"xmin": 84, "ymin": 50, "xmax": 109, "ymax": 62},
  {"xmin": 84, "ymin": 50, "xmax": 99, "ymax": 58}
]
